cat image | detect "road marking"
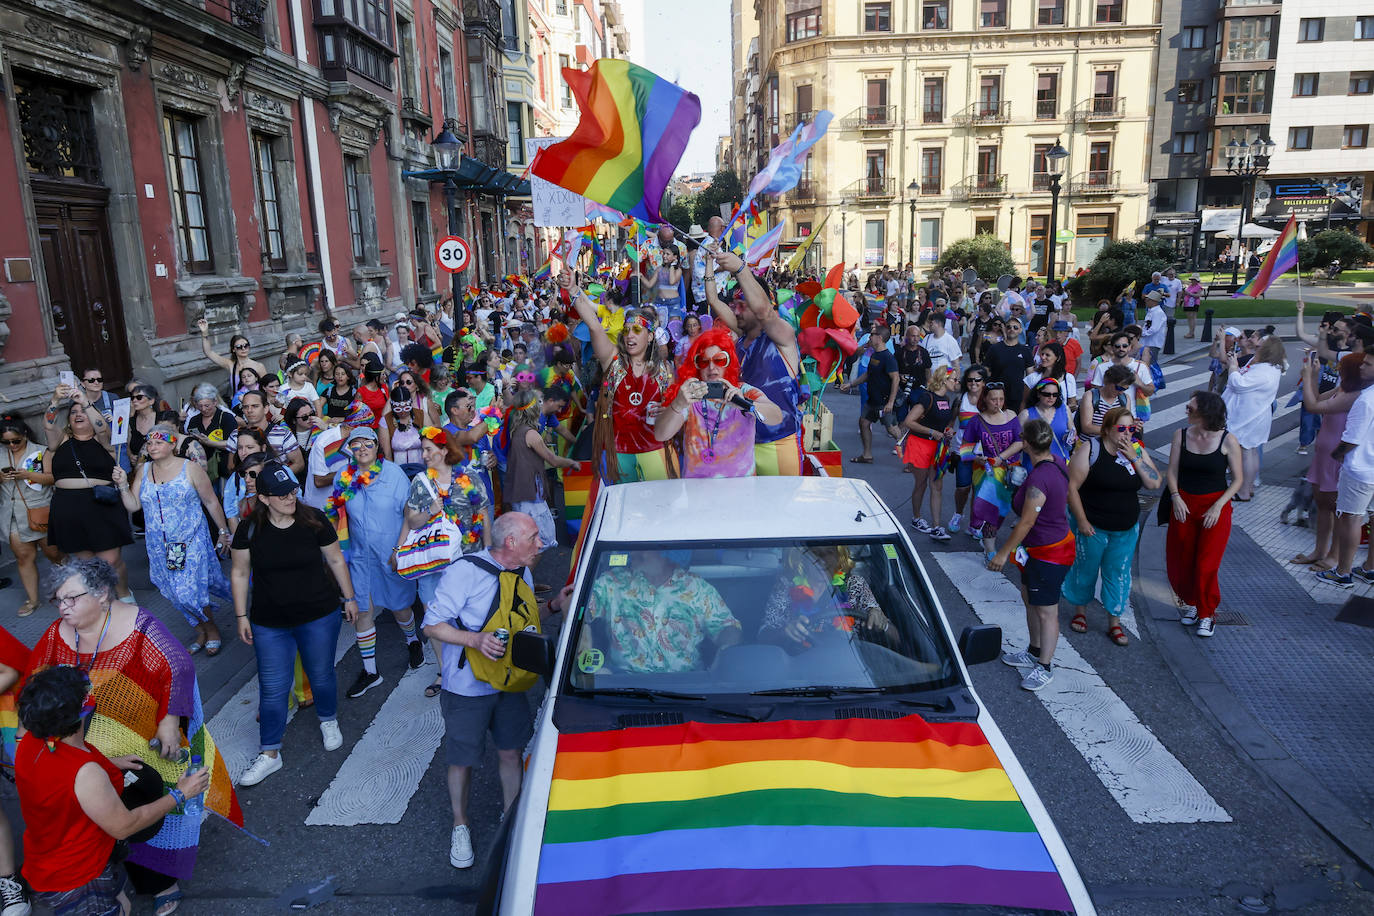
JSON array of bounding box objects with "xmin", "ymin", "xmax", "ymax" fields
[
  {"xmin": 305, "ymin": 662, "xmax": 445, "ymax": 826},
  {"xmin": 208, "ymin": 624, "xmax": 356, "ymax": 784},
  {"xmin": 934, "ymin": 553, "xmax": 1231, "ymax": 824}
]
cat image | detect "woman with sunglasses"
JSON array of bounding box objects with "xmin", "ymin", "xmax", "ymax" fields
[
  {"xmin": 1019, "ymin": 377, "xmax": 1078, "ymax": 462},
  {"xmin": 29, "ymin": 557, "xmax": 236, "ymax": 915},
  {"xmin": 396, "ymin": 369, "xmax": 439, "ymax": 427},
  {"xmin": 284, "ymin": 397, "xmax": 323, "ymax": 460},
  {"xmin": 112, "ymin": 424, "xmax": 231, "ymax": 654},
  {"xmin": 198, "ymin": 318, "xmax": 267, "ymax": 396},
  {"xmin": 0, "ymin": 416, "xmax": 64, "ymax": 616},
  {"xmin": 656, "ymin": 328, "xmax": 782, "ymax": 478},
  {"xmin": 562, "ymin": 271, "xmax": 677, "ymax": 483},
  {"xmin": 961, "ymin": 382, "xmax": 1025, "ymax": 558},
  {"xmin": 948, "ymin": 367, "xmax": 988, "ymax": 535},
  {"xmin": 1023, "ymin": 341, "xmax": 1078, "ymax": 411},
  {"xmin": 355, "ymin": 355, "xmax": 389, "ymax": 429},
  {"xmin": 1063, "ymin": 405, "xmax": 1162, "ymax": 646},
  {"xmin": 902, "ymin": 367, "xmax": 959, "ymax": 540}
]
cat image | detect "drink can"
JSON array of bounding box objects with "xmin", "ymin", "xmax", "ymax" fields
[{"xmin": 493, "ymin": 628, "xmax": 510, "ymax": 645}]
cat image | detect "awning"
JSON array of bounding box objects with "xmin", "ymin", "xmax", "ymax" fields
[
  {"xmin": 401, "ymin": 155, "xmax": 531, "ymax": 197},
  {"xmin": 1215, "ymin": 223, "xmax": 1280, "ymax": 239},
  {"xmin": 1200, "ymin": 208, "xmax": 1241, "ymax": 233}
]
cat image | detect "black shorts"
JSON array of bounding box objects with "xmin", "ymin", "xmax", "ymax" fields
[
  {"xmin": 863, "ymin": 404, "xmax": 896, "ymax": 426},
  {"xmin": 1020, "ymin": 558, "xmax": 1071, "ymax": 606},
  {"xmin": 440, "ymin": 690, "xmax": 534, "ymax": 767}
]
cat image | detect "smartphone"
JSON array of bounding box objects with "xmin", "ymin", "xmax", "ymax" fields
[{"xmin": 60, "ymin": 370, "xmax": 78, "ymax": 390}]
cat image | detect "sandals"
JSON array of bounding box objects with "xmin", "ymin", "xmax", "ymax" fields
[
  {"xmin": 187, "ymin": 642, "xmax": 204, "ymax": 655},
  {"xmin": 425, "ymin": 680, "xmax": 442, "ymax": 698},
  {"xmin": 849, "ymin": 456, "xmax": 873, "ymax": 464},
  {"xmin": 1108, "ymin": 624, "xmax": 1129, "ymax": 647},
  {"xmin": 154, "ymin": 888, "xmax": 184, "ymax": 916},
  {"xmin": 1069, "ymin": 612, "xmax": 1088, "ymax": 633},
  {"xmin": 17, "ymin": 599, "xmax": 37, "ymax": 618},
  {"xmin": 204, "ymin": 640, "xmax": 222, "ymax": 657}
]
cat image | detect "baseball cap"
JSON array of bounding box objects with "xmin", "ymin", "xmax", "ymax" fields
[
  {"xmin": 1224, "ymin": 326, "xmax": 1242, "ymax": 337},
  {"xmin": 258, "ymin": 459, "xmax": 299, "ymax": 497},
  {"xmin": 346, "ymin": 426, "xmax": 379, "ymax": 449},
  {"xmin": 1052, "ymin": 320, "xmax": 1072, "ymax": 331}
]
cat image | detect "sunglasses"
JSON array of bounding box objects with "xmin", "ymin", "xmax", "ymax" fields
[
  {"xmin": 84, "ymin": 377, "xmax": 103, "ymax": 383},
  {"xmin": 694, "ymin": 352, "xmax": 731, "ymax": 369},
  {"xmin": 246, "ymin": 470, "xmax": 260, "ymax": 479},
  {"xmin": 1113, "ymin": 342, "xmax": 1131, "ymax": 349},
  {"xmin": 1, "ymin": 437, "xmax": 24, "ymax": 445},
  {"xmin": 132, "ymin": 395, "xmax": 150, "ymax": 402},
  {"xmin": 1112, "ymin": 424, "xmax": 1133, "ymax": 433},
  {"xmin": 234, "ymin": 343, "xmax": 251, "ymax": 350},
  {"xmin": 297, "ymin": 412, "xmax": 315, "ymax": 420},
  {"xmin": 985, "ymin": 382, "xmax": 1005, "ymax": 390},
  {"xmin": 1039, "ymin": 389, "xmax": 1060, "ymax": 398}
]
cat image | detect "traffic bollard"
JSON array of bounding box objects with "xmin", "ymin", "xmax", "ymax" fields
[
  {"xmin": 1164, "ymin": 318, "xmax": 1177, "ymax": 355},
  {"xmin": 1201, "ymin": 308, "xmax": 1215, "ymax": 342}
]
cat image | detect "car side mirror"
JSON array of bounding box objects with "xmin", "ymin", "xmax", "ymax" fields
[
  {"xmin": 513, "ymin": 630, "xmax": 556, "ymax": 679},
  {"xmin": 958, "ymin": 624, "xmax": 1002, "ymax": 665}
]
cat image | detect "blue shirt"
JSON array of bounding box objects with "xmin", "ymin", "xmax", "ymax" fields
[{"xmin": 424, "ymin": 550, "xmax": 533, "ymax": 696}]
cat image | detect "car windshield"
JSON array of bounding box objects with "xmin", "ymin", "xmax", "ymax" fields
[{"xmin": 565, "ymin": 538, "xmax": 959, "ymax": 696}]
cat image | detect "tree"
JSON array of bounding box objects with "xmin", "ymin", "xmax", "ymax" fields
[
  {"xmin": 693, "ymin": 169, "xmax": 743, "ymax": 229},
  {"xmin": 933, "ymin": 234, "xmax": 1015, "ymax": 281},
  {"xmin": 664, "ymin": 194, "xmax": 696, "ymax": 233},
  {"xmin": 1063, "ymin": 239, "xmax": 1177, "ymax": 305},
  {"xmin": 1308, "ymin": 229, "xmax": 1374, "ymax": 270}
]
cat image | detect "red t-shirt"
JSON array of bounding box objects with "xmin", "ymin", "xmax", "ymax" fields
[
  {"xmin": 356, "ymin": 384, "xmax": 388, "ymax": 428},
  {"xmin": 16, "ymin": 733, "xmax": 123, "ymax": 892},
  {"xmin": 612, "ymin": 367, "xmax": 664, "ymax": 455},
  {"xmin": 1063, "ymin": 338, "xmax": 1084, "ymax": 376}
]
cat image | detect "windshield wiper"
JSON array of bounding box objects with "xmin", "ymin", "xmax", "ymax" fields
[
  {"xmin": 896, "ymin": 696, "xmax": 954, "ymax": 712},
  {"xmin": 575, "ymin": 687, "xmax": 706, "ymax": 701},
  {"xmin": 750, "ymin": 685, "xmax": 888, "ymax": 697}
]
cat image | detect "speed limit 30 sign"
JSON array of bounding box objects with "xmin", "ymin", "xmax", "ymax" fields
[{"xmin": 435, "ymin": 235, "xmax": 471, "ymax": 273}]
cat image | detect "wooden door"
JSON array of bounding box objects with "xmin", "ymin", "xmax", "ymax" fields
[{"xmin": 32, "ymin": 180, "xmax": 132, "ymax": 385}]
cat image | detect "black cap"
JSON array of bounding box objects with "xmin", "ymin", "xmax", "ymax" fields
[{"xmin": 258, "ymin": 459, "xmax": 298, "ymax": 497}]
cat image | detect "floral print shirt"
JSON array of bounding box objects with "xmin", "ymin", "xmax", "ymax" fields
[{"xmin": 586, "ymin": 567, "xmax": 740, "ymax": 673}]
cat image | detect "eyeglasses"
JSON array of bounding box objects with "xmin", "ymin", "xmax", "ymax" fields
[
  {"xmin": 83, "ymin": 377, "xmax": 103, "ymax": 384},
  {"xmin": 55, "ymin": 591, "xmax": 89, "ymax": 609},
  {"xmin": 1112, "ymin": 424, "xmax": 1133, "ymax": 433},
  {"xmin": 694, "ymin": 352, "xmax": 731, "ymax": 369},
  {"xmin": 1112, "ymin": 343, "xmax": 1131, "ymax": 349}
]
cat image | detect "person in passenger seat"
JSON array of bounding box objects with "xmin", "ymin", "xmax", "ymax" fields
[{"xmin": 757, "ymin": 546, "xmax": 894, "ymax": 653}]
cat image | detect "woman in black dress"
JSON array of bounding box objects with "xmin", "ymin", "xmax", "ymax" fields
[{"xmin": 42, "ymin": 380, "xmax": 134, "ymax": 600}]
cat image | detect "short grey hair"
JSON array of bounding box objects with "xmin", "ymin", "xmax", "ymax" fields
[
  {"xmin": 47, "ymin": 557, "xmax": 118, "ymax": 605},
  {"xmin": 490, "ymin": 511, "xmax": 533, "ymax": 548},
  {"xmin": 192, "ymin": 383, "xmax": 219, "ymax": 403}
]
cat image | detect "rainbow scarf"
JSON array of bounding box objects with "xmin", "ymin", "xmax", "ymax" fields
[
  {"xmin": 531, "ymin": 59, "xmax": 701, "ymax": 222},
  {"xmin": 534, "ymin": 716, "xmax": 1072, "ymax": 914},
  {"xmin": 324, "ymin": 461, "xmax": 381, "ymax": 550}
]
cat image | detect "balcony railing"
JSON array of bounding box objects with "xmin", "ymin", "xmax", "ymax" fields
[
  {"xmin": 1076, "ymin": 96, "xmax": 1125, "ymax": 121},
  {"xmin": 952, "ymin": 174, "xmax": 1009, "ymax": 200},
  {"xmin": 1031, "ymin": 172, "xmax": 1058, "ymax": 192},
  {"xmin": 231, "ymin": 0, "xmax": 267, "ymax": 36},
  {"xmin": 841, "ymin": 105, "xmax": 898, "ymax": 130},
  {"xmin": 788, "ymin": 180, "xmax": 817, "ymax": 204},
  {"xmin": 784, "ymin": 110, "xmax": 816, "ymax": 132},
  {"xmin": 848, "ymin": 177, "xmax": 896, "ymax": 199},
  {"xmin": 919, "ymin": 179, "xmax": 941, "ymax": 196},
  {"xmin": 922, "ymin": 107, "xmax": 944, "ymax": 124},
  {"xmin": 1035, "ymin": 99, "xmax": 1058, "ymax": 120},
  {"xmin": 953, "ymin": 101, "xmax": 1011, "ymax": 127},
  {"xmin": 1071, "ymin": 169, "xmax": 1120, "ymax": 193}
]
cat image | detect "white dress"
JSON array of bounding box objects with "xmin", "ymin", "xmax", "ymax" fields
[{"xmin": 1222, "ymin": 361, "xmax": 1282, "ymax": 449}]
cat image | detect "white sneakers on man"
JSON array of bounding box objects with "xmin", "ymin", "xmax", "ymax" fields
[
  {"xmin": 240, "ymin": 752, "xmax": 282, "ymax": 786},
  {"xmin": 450, "ymin": 825, "xmax": 475, "ymax": 868},
  {"xmin": 320, "ymin": 720, "xmax": 343, "ymax": 751}
]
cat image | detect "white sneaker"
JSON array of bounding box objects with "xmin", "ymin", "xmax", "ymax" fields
[
  {"xmin": 912, "ymin": 517, "xmax": 933, "ymax": 533},
  {"xmin": 1001, "ymin": 649, "xmax": 1037, "ymax": 669},
  {"xmin": 1179, "ymin": 608, "xmax": 1199, "ymax": 626},
  {"xmin": 320, "ymin": 720, "xmax": 343, "ymax": 751},
  {"xmin": 1196, "ymin": 617, "xmax": 1215, "ymax": 638},
  {"xmin": 1020, "ymin": 665, "xmax": 1055, "ymax": 692},
  {"xmin": 240, "ymin": 752, "xmax": 282, "ymax": 786},
  {"xmin": 929, "ymin": 526, "xmax": 952, "ymax": 542},
  {"xmin": 450, "ymin": 824, "xmax": 475, "ymax": 868},
  {"xmin": 0, "ymin": 874, "xmax": 29, "ymax": 916}
]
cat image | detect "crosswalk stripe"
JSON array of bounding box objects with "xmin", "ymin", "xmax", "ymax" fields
[
  {"xmin": 933, "ymin": 553, "xmax": 1232, "ymax": 825},
  {"xmin": 305, "ymin": 662, "xmax": 445, "ymax": 827}
]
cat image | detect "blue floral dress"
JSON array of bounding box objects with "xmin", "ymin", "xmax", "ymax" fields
[{"xmin": 139, "ymin": 461, "xmax": 231, "ymax": 626}]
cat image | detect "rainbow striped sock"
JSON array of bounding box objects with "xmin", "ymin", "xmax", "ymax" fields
[
  {"xmin": 397, "ymin": 613, "xmax": 419, "ymax": 644},
  {"xmin": 356, "ymin": 627, "xmax": 377, "ymax": 675}
]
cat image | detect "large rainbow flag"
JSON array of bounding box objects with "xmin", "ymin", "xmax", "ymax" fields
[
  {"xmin": 532, "ymin": 716, "xmax": 1075, "ymax": 915},
  {"xmin": 532, "ymin": 59, "xmax": 701, "ymax": 223},
  {"xmin": 1234, "ymin": 213, "xmax": 1298, "ymax": 298}
]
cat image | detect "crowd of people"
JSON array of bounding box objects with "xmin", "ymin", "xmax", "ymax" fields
[{"xmin": 0, "ymin": 222, "xmax": 1371, "ymax": 915}]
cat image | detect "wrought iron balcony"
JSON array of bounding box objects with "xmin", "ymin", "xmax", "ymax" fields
[
  {"xmin": 1032, "ymin": 172, "xmax": 1057, "ymax": 192},
  {"xmin": 919, "ymin": 179, "xmax": 942, "ymax": 196},
  {"xmin": 953, "ymin": 101, "xmax": 1011, "ymax": 127},
  {"xmin": 841, "ymin": 105, "xmax": 898, "ymax": 130},
  {"xmin": 788, "ymin": 180, "xmax": 817, "ymax": 204},
  {"xmin": 952, "ymin": 174, "xmax": 1009, "ymax": 200},
  {"xmin": 231, "ymin": 0, "xmax": 267, "ymax": 36},
  {"xmin": 783, "ymin": 110, "xmax": 815, "ymax": 132},
  {"xmin": 1071, "ymin": 169, "xmax": 1120, "ymax": 194},
  {"xmin": 1075, "ymin": 96, "xmax": 1125, "ymax": 122},
  {"xmin": 1035, "ymin": 99, "xmax": 1058, "ymax": 120},
  {"xmin": 847, "ymin": 177, "xmax": 896, "ymax": 200},
  {"xmin": 922, "ymin": 107, "xmax": 944, "ymax": 124}
]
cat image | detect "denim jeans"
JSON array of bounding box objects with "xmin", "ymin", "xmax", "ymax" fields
[{"xmin": 252, "ymin": 611, "xmax": 342, "ymax": 751}]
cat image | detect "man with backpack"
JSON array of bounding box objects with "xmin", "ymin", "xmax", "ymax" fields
[{"xmin": 422, "ymin": 512, "xmax": 544, "ymax": 870}]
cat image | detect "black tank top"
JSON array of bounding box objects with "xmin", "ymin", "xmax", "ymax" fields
[
  {"xmin": 1079, "ymin": 439, "xmax": 1143, "ymax": 531},
  {"xmin": 1177, "ymin": 432, "xmax": 1228, "ymax": 495},
  {"xmin": 51, "ymin": 437, "xmax": 116, "ymax": 482}
]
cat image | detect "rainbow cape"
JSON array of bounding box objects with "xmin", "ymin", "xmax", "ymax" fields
[
  {"xmin": 533, "ymin": 716, "xmax": 1074, "ymax": 914},
  {"xmin": 1234, "ymin": 213, "xmax": 1298, "ymax": 298},
  {"xmin": 531, "ymin": 59, "xmax": 701, "ymax": 222}
]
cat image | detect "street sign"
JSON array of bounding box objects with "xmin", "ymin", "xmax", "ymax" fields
[
  {"xmin": 1055, "ymin": 229, "xmax": 1076, "ymax": 244},
  {"xmin": 435, "ymin": 236, "xmax": 471, "ymax": 273}
]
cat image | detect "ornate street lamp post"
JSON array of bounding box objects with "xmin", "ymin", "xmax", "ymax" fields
[
  {"xmin": 1224, "ymin": 135, "xmax": 1276, "ymax": 288},
  {"xmin": 1044, "ymin": 139, "xmax": 1069, "ymax": 282}
]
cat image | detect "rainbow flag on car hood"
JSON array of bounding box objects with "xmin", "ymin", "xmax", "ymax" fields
[{"xmin": 533, "ymin": 715, "xmax": 1074, "ymax": 914}]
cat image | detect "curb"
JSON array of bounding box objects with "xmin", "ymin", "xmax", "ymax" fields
[{"xmin": 1132, "ymin": 504, "xmax": 1374, "ymax": 872}]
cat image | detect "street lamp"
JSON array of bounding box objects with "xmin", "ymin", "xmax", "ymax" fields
[
  {"xmin": 1044, "ymin": 138, "xmax": 1069, "ymax": 282},
  {"xmin": 431, "ymin": 119, "xmax": 465, "ymax": 297},
  {"xmin": 906, "ymin": 179, "xmax": 919, "ymax": 268},
  {"xmin": 1223, "ymin": 134, "xmax": 1276, "ymax": 288},
  {"xmin": 839, "ymin": 198, "xmax": 849, "ymax": 269}
]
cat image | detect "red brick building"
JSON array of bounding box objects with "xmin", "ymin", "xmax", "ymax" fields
[{"xmin": 0, "ymin": 0, "xmax": 524, "ymax": 414}]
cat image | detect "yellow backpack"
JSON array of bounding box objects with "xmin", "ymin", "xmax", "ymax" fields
[{"xmin": 457, "ymin": 555, "xmax": 542, "ymax": 692}]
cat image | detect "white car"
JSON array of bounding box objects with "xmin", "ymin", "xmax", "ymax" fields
[{"xmin": 485, "ymin": 476, "xmax": 1095, "ymax": 916}]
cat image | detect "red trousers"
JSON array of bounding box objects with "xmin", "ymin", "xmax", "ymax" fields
[{"xmin": 1165, "ymin": 490, "xmax": 1232, "ymax": 618}]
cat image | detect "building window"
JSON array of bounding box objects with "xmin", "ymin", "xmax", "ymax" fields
[
  {"xmin": 786, "ymin": 7, "xmax": 821, "ymax": 42},
  {"xmin": 344, "ymin": 156, "xmax": 366, "ymax": 261},
  {"xmin": 162, "ymin": 112, "xmax": 214, "ymax": 274},
  {"xmin": 980, "ymin": 0, "xmax": 1006, "ymax": 28},
  {"xmin": 396, "ymin": 15, "xmax": 417, "ymax": 103},
  {"xmin": 1359, "ymin": 17, "xmax": 1374, "ymax": 40},
  {"xmin": 920, "ymin": 148, "xmax": 942, "ymax": 194},
  {"xmin": 1181, "ymin": 26, "xmax": 1206, "ymax": 49},
  {"xmin": 1089, "ymin": 141, "xmax": 1111, "ymax": 172},
  {"xmin": 918, "ymin": 218, "xmax": 940, "ymax": 264},
  {"xmin": 1298, "ymin": 18, "xmax": 1324, "ymax": 42},
  {"xmin": 1032, "ymin": 142, "xmax": 1053, "ymax": 190},
  {"xmin": 864, "ymin": 148, "xmax": 887, "ymax": 192},
  {"xmin": 976, "ymin": 145, "xmax": 999, "ymax": 183},
  {"xmin": 975, "ymin": 216, "xmax": 996, "ymax": 236},
  {"xmin": 978, "ymin": 75, "xmax": 1001, "ymax": 117},
  {"xmin": 1294, "ymin": 73, "xmax": 1319, "ymax": 97},
  {"xmin": 411, "ymin": 200, "xmax": 432, "ymax": 294},
  {"xmin": 1345, "ymin": 125, "xmax": 1369, "ymax": 149},
  {"xmin": 555, "ymin": 0, "xmax": 566, "ymax": 12},
  {"xmin": 1037, "ymin": 0, "xmax": 1064, "ymax": 25},
  {"xmin": 252, "ymin": 134, "xmax": 286, "ymax": 271},
  {"xmin": 921, "ymin": 0, "xmax": 949, "ymax": 30},
  {"xmin": 1221, "ymin": 72, "xmax": 1268, "ymax": 115},
  {"xmin": 1288, "ymin": 126, "xmax": 1312, "ymax": 150},
  {"xmin": 558, "ymin": 54, "xmax": 573, "ymax": 107},
  {"xmin": 1095, "ymin": 0, "xmax": 1123, "ymax": 25},
  {"xmin": 1351, "ymin": 73, "xmax": 1373, "ymax": 95},
  {"xmin": 439, "ymin": 47, "xmax": 457, "ymax": 117},
  {"xmin": 922, "ymin": 77, "xmax": 944, "ymax": 123},
  {"xmin": 507, "ymin": 103, "xmax": 525, "ymax": 164},
  {"xmin": 795, "ymin": 83, "xmax": 814, "ymax": 119},
  {"xmin": 1036, "ymin": 73, "xmax": 1058, "ymax": 119},
  {"xmin": 1177, "ymin": 80, "xmax": 1201, "ymax": 103},
  {"xmin": 863, "ymin": 219, "xmax": 886, "ymax": 266},
  {"xmin": 863, "ymin": 2, "xmax": 891, "ymax": 32},
  {"xmin": 1075, "ymin": 213, "xmax": 1115, "ymax": 264},
  {"xmin": 865, "ymin": 78, "xmax": 888, "ymax": 121},
  {"xmin": 1029, "ymin": 214, "xmax": 1048, "ymax": 274},
  {"xmin": 1222, "ymin": 17, "xmax": 1271, "ymax": 62},
  {"xmin": 1172, "ymin": 132, "xmax": 1197, "ymax": 154}
]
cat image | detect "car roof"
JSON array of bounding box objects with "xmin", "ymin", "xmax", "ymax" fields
[{"xmin": 592, "ymin": 477, "xmax": 898, "ymax": 543}]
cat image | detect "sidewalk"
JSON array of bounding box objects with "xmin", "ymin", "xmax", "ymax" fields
[{"xmin": 1134, "ymin": 445, "xmax": 1374, "ymax": 872}]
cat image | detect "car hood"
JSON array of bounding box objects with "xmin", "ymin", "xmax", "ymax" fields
[{"xmin": 530, "ymin": 714, "xmax": 1076, "ymax": 915}]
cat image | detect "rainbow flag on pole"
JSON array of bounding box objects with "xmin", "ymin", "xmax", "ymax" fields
[
  {"xmin": 531, "ymin": 59, "xmax": 701, "ymax": 223},
  {"xmin": 1234, "ymin": 213, "xmax": 1298, "ymax": 298},
  {"xmin": 532, "ymin": 716, "xmax": 1074, "ymax": 915}
]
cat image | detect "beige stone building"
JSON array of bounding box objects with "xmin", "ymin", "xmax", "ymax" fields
[{"xmin": 733, "ymin": 0, "xmax": 1159, "ymax": 277}]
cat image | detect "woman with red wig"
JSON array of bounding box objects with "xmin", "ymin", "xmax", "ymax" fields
[{"xmin": 654, "ymin": 328, "xmax": 783, "ymax": 478}]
